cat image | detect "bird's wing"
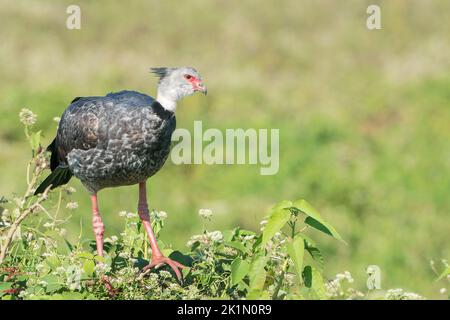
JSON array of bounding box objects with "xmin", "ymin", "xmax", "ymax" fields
[{"xmin": 52, "ymin": 96, "xmax": 106, "ymax": 168}]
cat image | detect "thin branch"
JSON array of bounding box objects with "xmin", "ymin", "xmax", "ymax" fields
[{"xmin": 0, "ymin": 187, "xmax": 50, "ymax": 264}]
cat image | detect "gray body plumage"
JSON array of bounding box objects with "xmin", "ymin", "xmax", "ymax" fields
[{"xmin": 55, "ymin": 90, "xmax": 175, "ymax": 193}]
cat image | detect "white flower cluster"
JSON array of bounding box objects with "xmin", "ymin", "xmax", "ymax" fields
[
  {"xmin": 119, "ymin": 211, "xmax": 137, "ymax": 219},
  {"xmin": 152, "ymin": 210, "xmax": 168, "ymax": 220},
  {"xmin": 385, "ymin": 288, "xmax": 425, "ymax": 300},
  {"xmin": 198, "ymin": 208, "xmax": 213, "ymax": 220},
  {"xmin": 105, "ymin": 235, "xmax": 119, "ymax": 244},
  {"xmin": 325, "ymin": 271, "xmax": 358, "ymax": 298},
  {"xmin": 187, "ymin": 230, "xmax": 223, "ymax": 247},
  {"xmin": 19, "ymin": 108, "xmax": 37, "ymax": 126}
]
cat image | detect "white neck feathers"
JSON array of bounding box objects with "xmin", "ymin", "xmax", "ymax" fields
[{"xmin": 156, "ymin": 92, "xmax": 177, "ymax": 112}]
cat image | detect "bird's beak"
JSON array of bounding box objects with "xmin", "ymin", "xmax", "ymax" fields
[{"xmin": 194, "ymin": 82, "xmax": 207, "ymax": 95}]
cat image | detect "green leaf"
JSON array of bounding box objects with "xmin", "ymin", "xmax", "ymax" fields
[
  {"xmin": 247, "ymin": 289, "xmax": 270, "ymax": 300},
  {"xmin": 302, "ymin": 265, "xmax": 326, "ymax": 300},
  {"xmin": 310, "ymin": 266, "xmax": 326, "ymax": 300},
  {"xmin": 303, "ymin": 265, "xmax": 312, "ymax": 287},
  {"xmin": 231, "ymin": 258, "xmax": 250, "ymax": 286},
  {"xmin": 303, "ymin": 235, "xmax": 324, "ymax": 272},
  {"xmin": 0, "ymin": 282, "xmax": 13, "ymax": 297},
  {"xmin": 77, "ymin": 251, "xmax": 94, "ymax": 260},
  {"xmin": 287, "ymin": 234, "xmax": 304, "ymax": 281},
  {"xmin": 293, "ymin": 199, "xmax": 345, "ymax": 243},
  {"xmin": 262, "ymin": 207, "xmax": 291, "ymax": 246},
  {"xmin": 41, "ymin": 274, "xmax": 62, "ymax": 293},
  {"xmin": 83, "ymin": 259, "xmax": 95, "ymax": 277},
  {"xmin": 224, "ymin": 240, "xmax": 249, "ymax": 254},
  {"xmin": 29, "ymin": 130, "xmax": 42, "ymax": 150},
  {"xmin": 45, "ymin": 255, "xmax": 61, "ymax": 270},
  {"xmin": 248, "ymin": 255, "xmax": 267, "ymax": 291},
  {"xmin": 222, "ymin": 230, "xmax": 235, "ymax": 242}
]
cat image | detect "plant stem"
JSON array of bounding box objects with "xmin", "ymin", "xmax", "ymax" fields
[{"xmin": 0, "ymin": 188, "xmax": 50, "ymax": 264}]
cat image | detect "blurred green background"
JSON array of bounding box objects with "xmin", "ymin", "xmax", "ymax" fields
[{"xmin": 1, "ymin": 0, "xmax": 449, "ymax": 297}]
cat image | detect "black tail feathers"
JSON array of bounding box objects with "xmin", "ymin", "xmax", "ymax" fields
[{"xmin": 34, "ymin": 167, "xmax": 73, "ymax": 195}]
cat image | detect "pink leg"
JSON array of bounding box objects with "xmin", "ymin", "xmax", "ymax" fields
[
  {"xmin": 90, "ymin": 195, "xmax": 116, "ymax": 296},
  {"xmin": 137, "ymin": 182, "xmax": 186, "ymax": 281},
  {"xmin": 90, "ymin": 194, "xmax": 105, "ymax": 256}
]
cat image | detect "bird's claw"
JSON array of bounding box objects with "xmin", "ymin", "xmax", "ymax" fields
[{"xmin": 140, "ymin": 255, "xmax": 186, "ymax": 284}]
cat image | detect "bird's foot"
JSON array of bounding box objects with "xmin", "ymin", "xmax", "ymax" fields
[{"xmin": 140, "ymin": 255, "xmax": 186, "ymax": 283}]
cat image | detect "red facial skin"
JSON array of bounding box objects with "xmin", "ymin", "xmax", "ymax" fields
[{"xmin": 184, "ymin": 74, "xmax": 204, "ymax": 91}]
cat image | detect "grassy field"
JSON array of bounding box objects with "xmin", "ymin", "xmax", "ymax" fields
[{"xmin": 1, "ymin": 0, "xmax": 449, "ymax": 298}]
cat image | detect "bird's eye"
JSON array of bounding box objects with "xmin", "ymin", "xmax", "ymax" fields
[{"xmin": 184, "ymin": 74, "xmax": 192, "ymax": 80}]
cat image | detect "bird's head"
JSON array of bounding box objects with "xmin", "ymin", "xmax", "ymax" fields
[{"xmin": 151, "ymin": 67, "xmax": 207, "ymax": 112}]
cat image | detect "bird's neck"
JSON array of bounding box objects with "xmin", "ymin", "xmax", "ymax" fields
[{"xmin": 156, "ymin": 91, "xmax": 177, "ymax": 113}]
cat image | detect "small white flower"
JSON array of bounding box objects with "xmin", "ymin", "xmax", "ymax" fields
[
  {"xmin": 159, "ymin": 270, "xmax": 172, "ymax": 279},
  {"xmin": 198, "ymin": 208, "xmax": 213, "ymax": 220},
  {"xmin": 156, "ymin": 211, "xmax": 168, "ymax": 220},
  {"xmin": 35, "ymin": 263, "xmax": 45, "ymax": 272},
  {"xmin": 55, "ymin": 267, "xmax": 66, "ymax": 274},
  {"xmin": 119, "ymin": 211, "xmax": 127, "ymax": 217},
  {"xmin": 118, "ymin": 252, "xmax": 130, "ymax": 258},
  {"xmin": 440, "ymin": 288, "xmax": 447, "ymax": 295},
  {"xmin": 43, "ymin": 222, "xmax": 54, "ymax": 228},
  {"xmin": 58, "ymin": 228, "xmax": 67, "ymax": 236},
  {"xmin": 66, "ymin": 202, "xmax": 78, "ymax": 210},
  {"xmin": 168, "ymin": 283, "xmax": 179, "ymax": 290},
  {"xmin": 208, "ymin": 230, "xmax": 223, "ymax": 242},
  {"xmin": 126, "ymin": 212, "xmax": 136, "ymax": 219},
  {"xmin": 19, "ymin": 108, "xmax": 37, "ymax": 126}
]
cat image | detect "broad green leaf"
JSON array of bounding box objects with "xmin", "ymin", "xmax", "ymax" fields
[
  {"xmin": 83, "ymin": 259, "xmax": 95, "ymax": 277},
  {"xmin": 41, "ymin": 274, "xmax": 62, "ymax": 293},
  {"xmin": 246, "ymin": 289, "xmax": 261, "ymax": 300},
  {"xmin": 310, "ymin": 266, "xmax": 326, "ymax": 300},
  {"xmin": 77, "ymin": 251, "xmax": 94, "ymax": 260},
  {"xmin": 246, "ymin": 289, "xmax": 270, "ymax": 300},
  {"xmin": 303, "ymin": 235, "xmax": 324, "ymax": 272},
  {"xmin": 271, "ymin": 200, "xmax": 293, "ymax": 211},
  {"xmin": 293, "ymin": 199, "xmax": 345, "ymax": 243},
  {"xmin": 287, "ymin": 234, "xmax": 304, "ymax": 281},
  {"xmin": 262, "ymin": 208, "xmax": 291, "ymax": 245},
  {"xmin": 302, "ymin": 265, "xmax": 326, "ymax": 300},
  {"xmin": 94, "ymin": 255, "xmax": 105, "ymax": 263},
  {"xmin": 248, "ymin": 255, "xmax": 267, "ymax": 291},
  {"xmin": 45, "ymin": 255, "xmax": 61, "ymax": 270},
  {"xmin": 222, "ymin": 230, "xmax": 234, "ymax": 242},
  {"xmin": 231, "ymin": 258, "xmax": 250, "ymax": 286}
]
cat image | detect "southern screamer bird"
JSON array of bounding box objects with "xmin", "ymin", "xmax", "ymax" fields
[{"xmin": 35, "ymin": 67, "xmax": 207, "ymax": 280}]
